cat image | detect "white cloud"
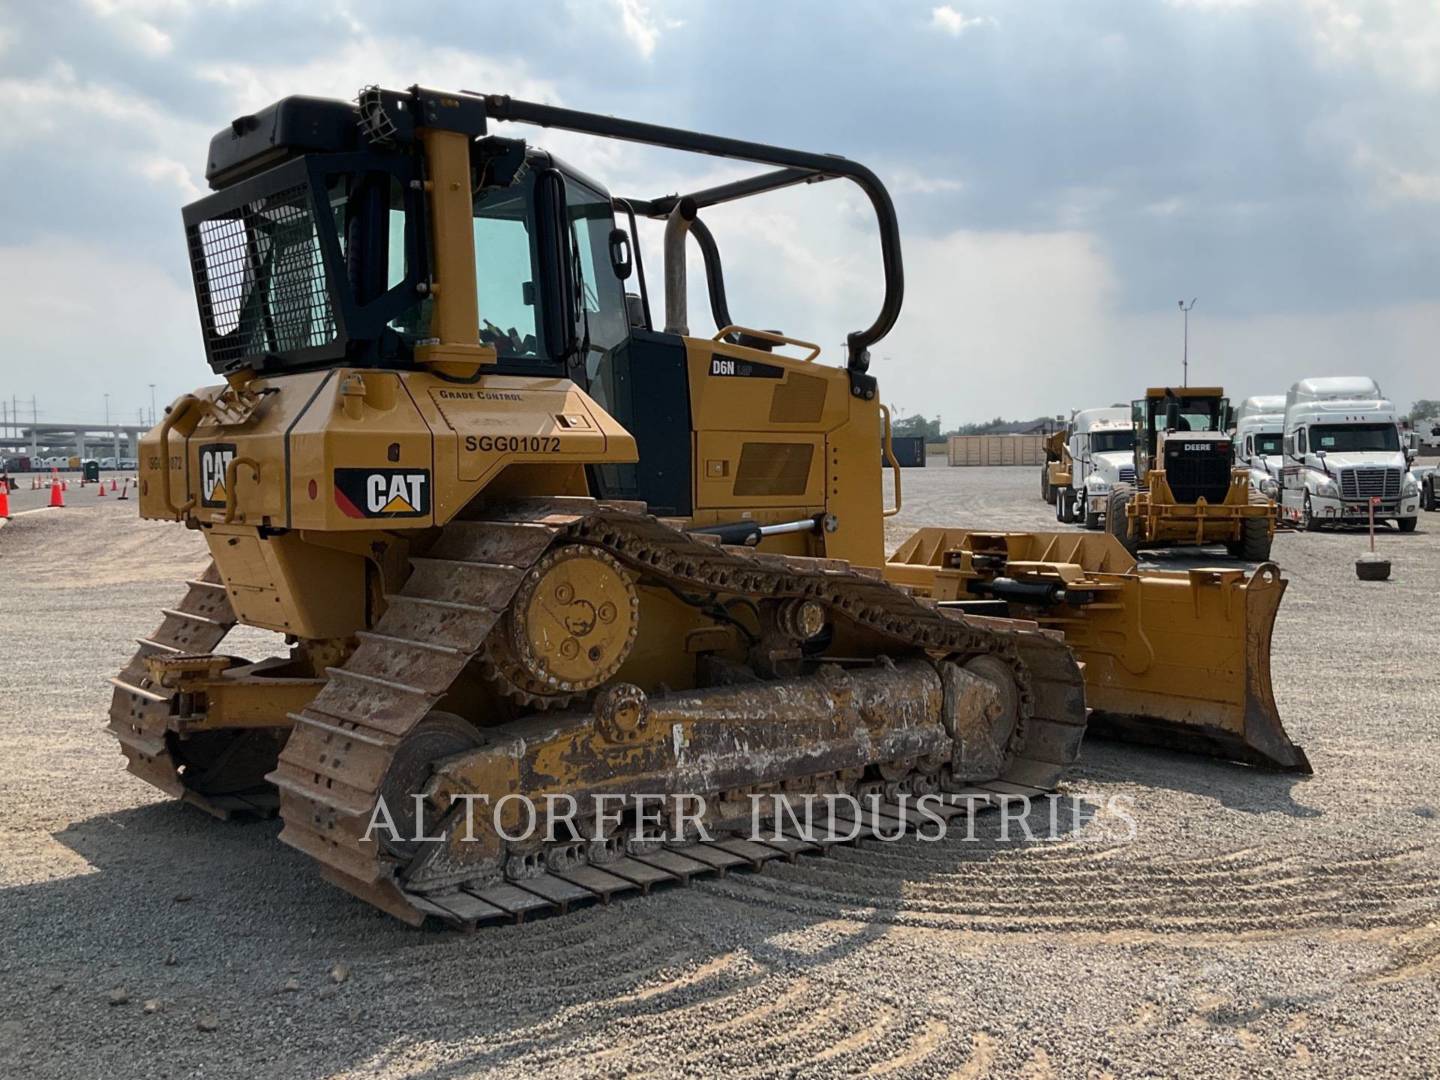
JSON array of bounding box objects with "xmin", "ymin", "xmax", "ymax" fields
[
  {"xmin": 197, "ymin": 40, "xmax": 560, "ymax": 117},
  {"xmin": 0, "ymin": 63, "xmax": 211, "ymax": 194},
  {"xmin": 616, "ymin": 0, "xmax": 662, "ymax": 58},
  {"xmin": 930, "ymin": 6, "xmax": 996, "ymax": 37},
  {"xmin": 1166, "ymin": 0, "xmax": 1264, "ymax": 9},
  {"xmin": 890, "ymin": 170, "xmax": 966, "ymax": 195},
  {"xmin": 139, "ymin": 156, "xmax": 203, "ymax": 200},
  {"xmin": 882, "ymin": 229, "xmax": 1118, "ymax": 422},
  {"xmin": 1300, "ymin": 0, "xmax": 1440, "ymax": 90},
  {"xmin": 0, "ymin": 239, "xmax": 201, "ymax": 414}
]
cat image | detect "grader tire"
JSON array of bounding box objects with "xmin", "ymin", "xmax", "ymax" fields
[
  {"xmin": 1227, "ymin": 490, "xmax": 1275, "ymax": 561},
  {"xmin": 1226, "ymin": 516, "xmax": 1273, "ymax": 561},
  {"xmin": 1106, "ymin": 484, "xmax": 1140, "ymax": 558}
]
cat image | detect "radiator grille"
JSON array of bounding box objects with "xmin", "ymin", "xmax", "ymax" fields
[
  {"xmin": 1339, "ymin": 467, "xmax": 1401, "ymax": 499},
  {"xmin": 187, "ymin": 183, "xmax": 336, "ymax": 366},
  {"xmin": 1163, "ymin": 447, "xmax": 1231, "ymax": 504},
  {"xmin": 734, "ymin": 442, "xmax": 814, "ymax": 497},
  {"xmin": 1119, "ymin": 465, "xmax": 1136, "ymax": 484}
]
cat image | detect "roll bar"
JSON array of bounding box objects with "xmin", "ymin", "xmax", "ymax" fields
[{"xmin": 432, "ymin": 89, "xmax": 904, "ymax": 386}]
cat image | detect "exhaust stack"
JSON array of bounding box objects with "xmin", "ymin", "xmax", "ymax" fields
[{"xmin": 662, "ymin": 197, "xmax": 697, "ymax": 335}]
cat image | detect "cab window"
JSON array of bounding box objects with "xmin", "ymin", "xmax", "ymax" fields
[
  {"xmin": 473, "ymin": 187, "xmax": 541, "ymax": 357},
  {"xmin": 566, "ymin": 180, "xmax": 627, "ymax": 356}
]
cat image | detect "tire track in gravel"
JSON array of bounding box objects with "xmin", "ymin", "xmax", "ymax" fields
[{"xmin": 678, "ymin": 838, "xmax": 1440, "ymax": 939}]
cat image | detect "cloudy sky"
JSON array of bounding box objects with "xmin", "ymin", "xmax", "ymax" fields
[{"xmin": 1, "ymin": 0, "xmax": 1436, "ymax": 430}]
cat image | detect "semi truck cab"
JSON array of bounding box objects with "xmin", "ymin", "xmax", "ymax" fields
[
  {"xmin": 1059, "ymin": 407, "xmax": 1135, "ymax": 529},
  {"xmin": 1281, "ymin": 377, "xmax": 1419, "ymax": 531},
  {"xmin": 1232, "ymin": 394, "xmax": 1286, "ymax": 503}
]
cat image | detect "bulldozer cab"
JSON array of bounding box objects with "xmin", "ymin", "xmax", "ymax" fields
[
  {"xmin": 183, "ymin": 86, "xmax": 903, "ymax": 532},
  {"xmin": 1131, "ymin": 387, "xmax": 1230, "ymax": 484}
]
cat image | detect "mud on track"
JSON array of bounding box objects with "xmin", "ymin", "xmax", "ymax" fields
[{"xmin": 1, "ymin": 467, "xmax": 1438, "ymax": 1079}]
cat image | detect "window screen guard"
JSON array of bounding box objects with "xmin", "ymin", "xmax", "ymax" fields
[{"xmin": 182, "ymin": 153, "xmax": 427, "ymax": 374}]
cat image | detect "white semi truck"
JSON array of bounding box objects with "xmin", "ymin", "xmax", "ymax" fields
[
  {"xmin": 1232, "ymin": 394, "xmax": 1286, "ymax": 503},
  {"xmin": 1281, "ymin": 376, "xmax": 1419, "ymax": 532},
  {"xmin": 1054, "ymin": 407, "xmax": 1136, "ymax": 529}
]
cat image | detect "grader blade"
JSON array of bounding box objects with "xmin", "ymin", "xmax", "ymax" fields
[{"xmin": 885, "ymin": 529, "xmax": 1311, "ymax": 774}]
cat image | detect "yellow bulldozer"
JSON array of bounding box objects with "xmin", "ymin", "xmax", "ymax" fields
[
  {"xmin": 1106, "ymin": 388, "xmax": 1277, "ymax": 560},
  {"xmin": 110, "ymin": 86, "xmax": 1308, "ymax": 928}
]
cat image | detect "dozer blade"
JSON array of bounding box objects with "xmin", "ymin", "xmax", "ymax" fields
[{"xmin": 885, "ymin": 529, "xmax": 1311, "ymax": 774}]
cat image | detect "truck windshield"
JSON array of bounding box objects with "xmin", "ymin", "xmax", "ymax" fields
[
  {"xmin": 1255, "ymin": 433, "xmax": 1282, "ymax": 456},
  {"xmin": 1311, "ymin": 424, "xmax": 1399, "ymax": 453},
  {"xmin": 1091, "ymin": 430, "xmax": 1134, "ymax": 454}
]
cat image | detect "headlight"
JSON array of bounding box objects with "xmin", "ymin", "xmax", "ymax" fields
[
  {"xmin": 1403, "ymin": 473, "xmax": 1419, "ymax": 494},
  {"xmin": 1260, "ymin": 478, "xmax": 1279, "ymax": 498},
  {"xmin": 1314, "ymin": 476, "xmax": 1339, "ymax": 497}
]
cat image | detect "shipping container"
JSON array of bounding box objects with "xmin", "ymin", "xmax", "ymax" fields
[
  {"xmin": 947, "ymin": 434, "xmax": 1047, "ymax": 466},
  {"xmin": 882, "ymin": 435, "xmax": 927, "ymax": 468}
]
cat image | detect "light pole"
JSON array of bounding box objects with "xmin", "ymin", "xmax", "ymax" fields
[
  {"xmin": 149, "ymin": 384, "xmax": 156, "ymax": 426},
  {"xmin": 104, "ymin": 393, "xmax": 110, "ymax": 427},
  {"xmin": 1178, "ymin": 298, "xmax": 1196, "ymax": 387}
]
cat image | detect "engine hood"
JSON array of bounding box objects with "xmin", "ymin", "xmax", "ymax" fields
[
  {"xmin": 1084, "ymin": 451, "xmax": 1133, "ymax": 486},
  {"xmin": 1313, "ymin": 451, "xmax": 1406, "ymax": 470}
]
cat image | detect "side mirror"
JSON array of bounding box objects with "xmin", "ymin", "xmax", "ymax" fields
[
  {"xmin": 534, "ymin": 169, "xmax": 580, "ymax": 361},
  {"xmin": 608, "ymin": 227, "xmax": 633, "ymax": 280},
  {"xmin": 1405, "ymin": 448, "xmax": 1418, "ymax": 464}
]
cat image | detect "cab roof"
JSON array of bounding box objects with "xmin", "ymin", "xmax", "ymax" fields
[{"xmin": 1144, "ymin": 386, "xmax": 1224, "ymax": 398}]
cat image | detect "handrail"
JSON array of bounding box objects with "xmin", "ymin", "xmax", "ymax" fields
[
  {"xmin": 879, "ymin": 404, "xmax": 903, "ymax": 517},
  {"xmin": 158, "ymin": 395, "xmax": 205, "ymax": 521},
  {"xmin": 712, "ymin": 326, "xmax": 822, "ymax": 364},
  {"xmin": 221, "ymin": 455, "xmax": 261, "ymax": 524}
]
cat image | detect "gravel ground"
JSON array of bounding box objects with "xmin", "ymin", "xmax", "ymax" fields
[{"xmin": 1, "ymin": 465, "xmax": 1437, "ymax": 1080}]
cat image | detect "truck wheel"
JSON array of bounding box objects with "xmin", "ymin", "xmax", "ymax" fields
[
  {"xmin": 1302, "ymin": 493, "xmax": 1321, "ymax": 532},
  {"xmin": 1083, "ymin": 495, "xmax": 1102, "ymax": 530},
  {"xmin": 1397, "ymin": 516, "xmax": 1418, "ymax": 533},
  {"xmin": 1055, "ymin": 487, "xmax": 1074, "ymax": 523},
  {"xmin": 1423, "ymin": 478, "xmax": 1437, "ymax": 512},
  {"xmin": 1041, "ymin": 468, "xmax": 1053, "ymax": 504},
  {"xmin": 1226, "ymin": 515, "xmax": 1274, "ymax": 561},
  {"xmin": 1106, "ymin": 486, "xmax": 1139, "ymax": 558}
]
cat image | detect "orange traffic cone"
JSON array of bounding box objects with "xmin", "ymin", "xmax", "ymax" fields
[
  {"xmin": 97, "ymin": 481, "xmax": 107, "ymax": 497},
  {"xmin": 110, "ymin": 478, "xmax": 118, "ymax": 491},
  {"xmin": 49, "ymin": 481, "xmax": 65, "ymax": 508},
  {"xmin": 117, "ymin": 478, "xmax": 130, "ymax": 501},
  {"xmin": 0, "ymin": 484, "xmax": 10, "ymax": 519}
]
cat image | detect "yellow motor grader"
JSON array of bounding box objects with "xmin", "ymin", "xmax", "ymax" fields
[
  {"xmin": 110, "ymin": 86, "xmax": 1308, "ymax": 928},
  {"xmin": 1106, "ymin": 388, "xmax": 1277, "ymax": 559}
]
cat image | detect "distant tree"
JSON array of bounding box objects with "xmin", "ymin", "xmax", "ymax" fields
[
  {"xmin": 892, "ymin": 413, "xmax": 941, "ymax": 439},
  {"xmin": 1408, "ymin": 400, "xmax": 1440, "ymax": 422}
]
